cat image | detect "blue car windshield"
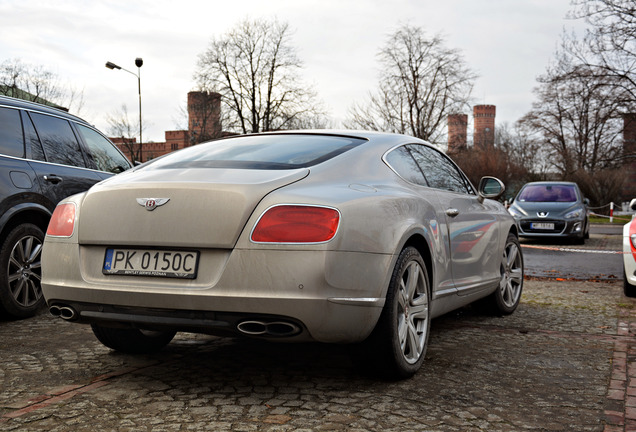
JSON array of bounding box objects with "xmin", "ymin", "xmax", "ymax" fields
[
  {"xmin": 517, "ymin": 184, "xmax": 577, "ymax": 203},
  {"xmin": 144, "ymin": 134, "xmax": 366, "ymax": 170}
]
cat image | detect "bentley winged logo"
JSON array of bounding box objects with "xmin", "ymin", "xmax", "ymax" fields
[{"xmin": 136, "ymin": 198, "xmax": 170, "ymax": 211}]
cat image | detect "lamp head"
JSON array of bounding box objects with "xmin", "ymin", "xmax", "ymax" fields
[
  {"xmin": 105, "ymin": 61, "xmax": 121, "ymax": 70},
  {"xmin": 135, "ymin": 58, "xmax": 143, "ymax": 68}
]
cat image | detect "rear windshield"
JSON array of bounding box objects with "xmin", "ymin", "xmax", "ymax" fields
[
  {"xmin": 517, "ymin": 184, "xmax": 578, "ymax": 203},
  {"xmin": 144, "ymin": 134, "xmax": 366, "ymax": 170}
]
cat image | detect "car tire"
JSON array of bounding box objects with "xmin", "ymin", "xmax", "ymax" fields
[
  {"xmin": 0, "ymin": 223, "xmax": 45, "ymax": 318},
  {"xmin": 574, "ymin": 232, "xmax": 586, "ymax": 245},
  {"xmin": 361, "ymin": 246, "xmax": 431, "ymax": 379},
  {"xmin": 91, "ymin": 324, "xmax": 176, "ymax": 354},
  {"xmin": 486, "ymin": 233, "xmax": 524, "ymax": 315},
  {"xmin": 624, "ymin": 267, "xmax": 636, "ymax": 298}
]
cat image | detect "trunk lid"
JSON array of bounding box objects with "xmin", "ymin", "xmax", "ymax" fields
[{"xmin": 77, "ymin": 167, "xmax": 309, "ymax": 247}]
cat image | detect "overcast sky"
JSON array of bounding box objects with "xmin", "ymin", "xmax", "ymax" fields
[{"xmin": 0, "ymin": 0, "xmax": 587, "ymax": 143}]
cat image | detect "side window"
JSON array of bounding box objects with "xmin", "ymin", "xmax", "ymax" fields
[
  {"xmin": 22, "ymin": 112, "xmax": 45, "ymax": 161},
  {"xmin": 0, "ymin": 107, "xmax": 25, "ymax": 158},
  {"xmin": 76, "ymin": 124, "xmax": 131, "ymax": 173},
  {"xmin": 408, "ymin": 145, "xmax": 471, "ymax": 194},
  {"xmin": 29, "ymin": 112, "xmax": 87, "ymax": 168},
  {"xmin": 384, "ymin": 146, "xmax": 428, "ymax": 186}
]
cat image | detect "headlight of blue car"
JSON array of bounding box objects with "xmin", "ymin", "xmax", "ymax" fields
[{"xmin": 565, "ymin": 208, "xmax": 583, "ymax": 219}]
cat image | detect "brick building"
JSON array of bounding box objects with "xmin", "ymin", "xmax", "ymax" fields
[
  {"xmin": 111, "ymin": 91, "xmax": 221, "ymax": 163},
  {"xmin": 447, "ymin": 114, "xmax": 468, "ymax": 153},
  {"xmin": 446, "ymin": 104, "xmax": 496, "ymax": 153},
  {"xmin": 473, "ymin": 105, "xmax": 496, "ymax": 149},
  {"xmin": 188, "ymin": 91, "xmax": 221, "ymax": 145}
]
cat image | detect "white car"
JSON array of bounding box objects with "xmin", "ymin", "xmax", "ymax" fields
[{"xmin": 624, "ymin": 198, "xmax": 636, "ymax": 297}]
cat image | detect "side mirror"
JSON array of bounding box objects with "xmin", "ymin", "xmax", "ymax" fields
[
  {"xmin": 478, "ymin": 176, "xmax": 505, "ymax": 203},
  {"xmin": 630, "ymin": 198, "xmax": 636, "ymax": 211},
  {"xmin": 584, "ymin": 198, "xmax": 590, "ymax": 206}
]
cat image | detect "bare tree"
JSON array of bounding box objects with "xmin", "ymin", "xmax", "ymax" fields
[
  {"xmin": 519, "ymin": 40, "xmax": 631, "ymax": 177},
  {"xmin": 107, "ymin": 105, "xmax": 144, "ymax": 163},
  {"xmin": 496, "ymin": 122, "xmax": 552, "ymax": 182},
  {"xmin": 0, "ymin": 58, "xmax": 84, "ymax": 113},
  {"xmin": 569, "ymin": 0, "xmax": 636, "ymax": 99},
  {"xmin": 194, "ymin": 18, "xmax": 326, "ymax": 134},
  {"xmin": 517, "ymin": 33, "xmax": 636, "ymax": 206},
  {"xmin": 346, "ymin": 25, "xmax": 476, "ymax": 145},
  {"xmin": 571, "ymin": 168, "xmax": 624, "ymax": 207},
  {"xmin": 452, "ymin": 123, "xmax": 542, "ymax": 199}
]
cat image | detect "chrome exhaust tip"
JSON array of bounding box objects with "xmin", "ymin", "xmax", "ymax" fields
[
  {"xmin": 49, "ymin": 305, "xmax": 62, "ymax": 317},
  {"xmin": 59, "ymin": 306, "xmax": 78, "ymax": 321},
  {"xmin": 266, "ymin": 321, "xmax": 301, "ymax": 336},
  {"xmin": 237, "ymin": 321, "xmax": 268, "ymax": 335},
  {"xmin": 237, "ymin": 320, "xmax": 301, "ymax": 337}
]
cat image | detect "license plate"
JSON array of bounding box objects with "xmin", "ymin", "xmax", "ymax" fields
[
  {"xmin": 531, "ymin": 222, "xmax": 555, "ymax": 230},
  {"xmin": 103, "ymin": 248, "xmax": 199, "ymax": 279}
]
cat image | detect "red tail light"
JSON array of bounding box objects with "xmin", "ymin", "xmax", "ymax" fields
[
  {"xmin": 251, "ymin": 205, "xmax": 340, "ymax": 243},
  {"xmin": 47, "ymin": 203, "xmax": 76, "ymax": 237}
]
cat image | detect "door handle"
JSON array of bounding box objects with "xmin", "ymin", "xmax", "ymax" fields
[
  {"xmin": 445, "ymin": 208, "xmax": 460, "ymax": 217},
  {"xmin": 43, "ymin": 175, "xmax": 63, "ymax": 184}
]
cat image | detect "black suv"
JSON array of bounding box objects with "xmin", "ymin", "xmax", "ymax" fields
[{"xmin": 0, "ymin": 95, "xmax": 132, "ymax": 318}]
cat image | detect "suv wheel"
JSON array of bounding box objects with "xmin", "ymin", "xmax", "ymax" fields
[{"xmin": 0, "ymin": 223, "xmax": 45, "ymax": 318}]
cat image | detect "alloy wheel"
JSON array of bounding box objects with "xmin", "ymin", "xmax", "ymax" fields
[
  {"xmin": 499, "ymin": 241, "xmax": 523, "ymax": 308},
  {"xmin": 397, "ymin": 260, "xmax": 429, "ymax": 364},
  {"xmin": 8, "ymin": 234, "xmax": 43, "ymax": 308}
]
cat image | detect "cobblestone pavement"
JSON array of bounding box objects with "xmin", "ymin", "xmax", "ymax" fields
[{"xmin": 1, "ymin": 235, "xmax": 634, "ymax": 431}]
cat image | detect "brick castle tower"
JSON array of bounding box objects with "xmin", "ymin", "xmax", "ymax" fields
[
  {"xmin": 447, "ymin": 114, "xmax": 468, "ymax": 153},
  {"xmin": 473, "ymin": 105, "xmax": 496, "ymax": 149},
  {"xmin": 188, "ymin": 91, "xmax": 221, "ymax": 145}
]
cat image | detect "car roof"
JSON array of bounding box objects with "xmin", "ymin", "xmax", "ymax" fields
[
  {"xmin": 0, "ymin": 94, "xmax": 88, "ymax": 124},
  {"xmin": 249, "ymin": 129, "xmax": 416, "ymax": 140},
  {"xmin": 215, "ymin": 129, "xmax": 431, "ymax": 151},
  {"xmin": 523, "ymin": 181, "xmax": 578, "ymax": 186}
]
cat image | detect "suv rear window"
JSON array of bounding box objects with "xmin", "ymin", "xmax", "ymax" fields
[
  {"xmin": 29, "ymin": 112, "xmax": 87, "ymax": 168},
  {"xmin": 145, "ymin": 134, "xmax": 366, "ymax": 170},
  {"xmin": 0, "ymin": 107, "xmax": 25, "ymax": 158},
  {"xmin": 76, "ymin": 124, "xmax": 131, "ymax": 173}
]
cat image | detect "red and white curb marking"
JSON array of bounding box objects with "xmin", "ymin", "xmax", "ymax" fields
[{"xmin": 521, "ymin": 244, "xmax": 627, "ymax": 254}]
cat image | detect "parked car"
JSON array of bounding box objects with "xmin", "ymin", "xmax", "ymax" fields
[
  {"xmin": 0, "ymin": 95, "xmax": 132, "ymax": 318},
  {"xmin": 508, "ymin": 181, "xmax": 589, "ymax": 244},
  {"xmin": 42, "ymin": 131, "xmax": 523, "ymax": 378},
  {"xmin": 623, "ymin": 199, "xmax": 636, "ymax": 297}
]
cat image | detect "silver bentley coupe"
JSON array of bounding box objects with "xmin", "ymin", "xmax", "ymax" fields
[{"xmin": 42, "ymin": 131, "xmax": 523, "ymax": 378}]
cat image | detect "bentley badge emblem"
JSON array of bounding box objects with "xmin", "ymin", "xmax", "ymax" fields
[
  {"xmin": 136, "ymin": 198, "xmax": 170, "ymax": 211},
  {"xmin": 537, "ymin": 211, "xmax": 549, "ymax": 218}
]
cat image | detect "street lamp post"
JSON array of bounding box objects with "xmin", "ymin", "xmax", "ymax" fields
[{"xmin": 105, "ymin": 58, "xmax": 143, "ymax": 148}]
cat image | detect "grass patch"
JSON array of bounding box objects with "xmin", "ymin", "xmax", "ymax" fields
[{"xmin": 589, "ymin": 215, "xmax": 631, "ymax": 225}]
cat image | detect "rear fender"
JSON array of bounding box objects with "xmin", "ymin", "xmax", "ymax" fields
[{"xmin": 0, "ymin": 202, "xmax": 52, "ymax": 239}]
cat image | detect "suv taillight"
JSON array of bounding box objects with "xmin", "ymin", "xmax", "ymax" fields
[
  {"xmin": 47, "ymin": 203, "xmax": 76, "ymax": 237},
  {"xmin": 251, "ymin": 205, "xmax": 340, "ymax": 243}
]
